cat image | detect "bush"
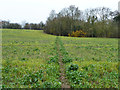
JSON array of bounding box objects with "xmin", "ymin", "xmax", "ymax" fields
[{"xmin": 68, "ymin": 30, "xmax": 86, "ymax": 37}]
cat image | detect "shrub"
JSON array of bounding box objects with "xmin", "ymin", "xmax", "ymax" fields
[{"xmin": 68, "ymin": 30, "xmax": 86, "ymax": 37}]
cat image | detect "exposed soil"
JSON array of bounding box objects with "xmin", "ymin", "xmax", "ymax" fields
[{"xmin": 56, "ymin": 39, "xmax": 70, "ymax": 88}]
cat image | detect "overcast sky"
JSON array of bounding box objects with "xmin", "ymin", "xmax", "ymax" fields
[{"xmin": 0, "ymin": 0, "xmax": 119, "ymax": 24}]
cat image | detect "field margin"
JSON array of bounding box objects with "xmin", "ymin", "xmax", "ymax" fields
[{"xmin": 0, "ymin": 28, "xmax": 2, "ymax": 89}]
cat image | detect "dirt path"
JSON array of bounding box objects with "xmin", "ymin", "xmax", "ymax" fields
[{"xmin": 56, "ymin": 37, "xmax": 70, "ymax": 88}]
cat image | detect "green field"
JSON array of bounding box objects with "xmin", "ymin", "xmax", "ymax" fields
[{"xmin": 2, "ymin": 29, "xmax": 118, "ymax": 88}]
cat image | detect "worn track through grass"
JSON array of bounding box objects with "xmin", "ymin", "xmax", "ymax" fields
[{"xmin": 56, "ymin": 37, "xmax": 70, "ymax": 88}]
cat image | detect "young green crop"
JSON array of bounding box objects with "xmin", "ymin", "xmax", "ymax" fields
[
  {"xmin": 2, "ymin": 29, "xmax": 61, "ymax": 88},
  {"xmin": 2, "ymin": 29, "xmax": 118, "ymax": 88},
  {"xmin": 60, "ymin": 37, "xmax": 118, "ymax": 88}
]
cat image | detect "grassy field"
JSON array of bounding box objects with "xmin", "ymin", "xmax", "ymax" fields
[{"xmin": 2, "ymin": 29, "xmax": 118, "ymax": 88}]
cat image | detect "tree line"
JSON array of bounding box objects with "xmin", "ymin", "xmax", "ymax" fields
[
  {"xmin": 1, "ymin": 21, "xmax": 45, "ymax": 30},
  {"xmin": 44, "ymin": 5, "xmax": 119, "ymax": 38}
]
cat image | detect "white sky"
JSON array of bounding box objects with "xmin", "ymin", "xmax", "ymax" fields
[{"xmin": 0, "ymin": 0, "xmax": 119, "ymax": 24}]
